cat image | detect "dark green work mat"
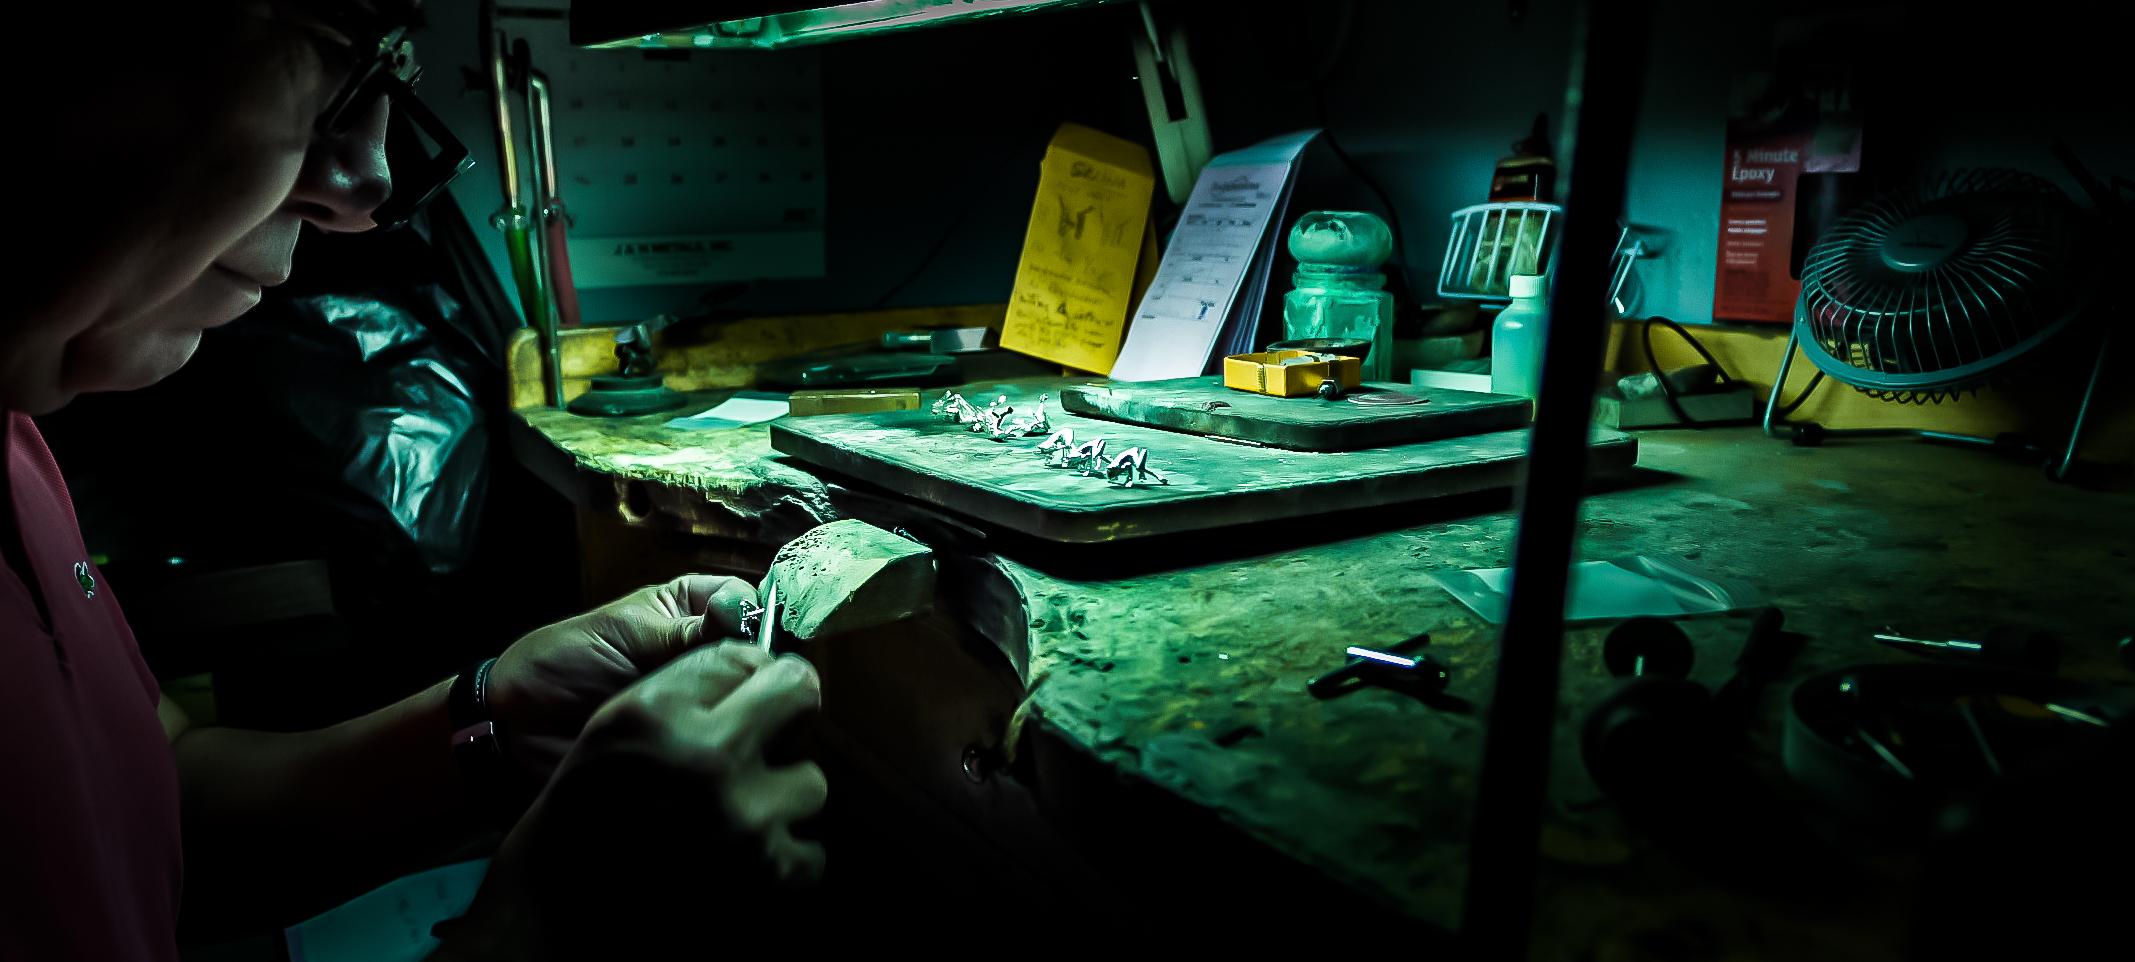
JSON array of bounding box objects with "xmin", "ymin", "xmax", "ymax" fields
[
  {"xmin": 1059, "ymin": 376, "xmax": 1531, "ymax": 451},
  {"xmin": 769, "ymin": 405, "xmax": 1635, "ymax": 543}
]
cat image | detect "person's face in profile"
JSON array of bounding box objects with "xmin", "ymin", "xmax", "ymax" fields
[{"xmin": 6, "ymin": 4, "xmax": 398, "ymax": 414}]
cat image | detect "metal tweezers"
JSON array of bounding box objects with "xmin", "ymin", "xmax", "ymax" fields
[{"xmin": 757, "ymin": 583, "xmax": 780, "ymax": 652}]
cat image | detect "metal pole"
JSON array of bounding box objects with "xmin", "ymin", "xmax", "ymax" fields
[{"xmin": 1461, "ymin": 0, "xmax": 1650, "ymax": 956}]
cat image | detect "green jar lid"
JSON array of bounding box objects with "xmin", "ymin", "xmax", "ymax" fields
[{"xmin": 1288, "ymin": 210, "xmax": 1392, "ymax": 269}]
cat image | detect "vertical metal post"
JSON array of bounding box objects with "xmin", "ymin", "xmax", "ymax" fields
[{"xmin": 1461, "ymin": 0, "xmax": 1651, "ymax": 956}]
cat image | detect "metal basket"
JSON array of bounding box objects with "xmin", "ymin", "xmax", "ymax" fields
[{"xmin": 1437, "ymin": 202, "xmax": 1563, "ymax": 301}]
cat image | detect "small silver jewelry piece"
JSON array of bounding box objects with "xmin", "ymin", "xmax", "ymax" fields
[
  {"xmin": 1069, "ymin": 438, "xmax": 1111, "ymax": 476},
  {"xmin": 737, "ymin": 598, "xmax": 764, "ymax": 639},
  {"xmin": 933, "ymin": 391, "xmax": 980, "ymax": 424},
  {"xmin": 1102, "ymin": 447, "xmax": 1169, "ymax": 487},
  {"xmin": 1037, "ymin": 427, "xmax": 1078, "ymax": 465},
  {"xmin": 994, "ymin": 394, "xmax": 1052, "ymax": 440},
  {"xmin": 969, "ymin": 395, "xmax": 1013, "ymax": 433}
]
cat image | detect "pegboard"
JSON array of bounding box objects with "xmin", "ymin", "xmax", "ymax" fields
[{"xmin": 502, "ymin": 7, "xmax": 827, "ymax": 288}]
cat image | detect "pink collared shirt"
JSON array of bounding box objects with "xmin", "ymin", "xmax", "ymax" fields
[{"xmin": 2, "ymin": 412, "xmax": 182, "ymax": 961}]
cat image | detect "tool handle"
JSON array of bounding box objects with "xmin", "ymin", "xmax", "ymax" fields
[
  {"xmin": 545, "ymin": 218, "xmax": 581, "ymax": 328},
  {"xmin": 503, "ymin": 226, "xmax": 545, "ymax": 328}
]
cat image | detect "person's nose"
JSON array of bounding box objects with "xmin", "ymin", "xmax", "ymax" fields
[{"xmin": 285, "ymin": 95, "xmax": 393, "ymax": 232}]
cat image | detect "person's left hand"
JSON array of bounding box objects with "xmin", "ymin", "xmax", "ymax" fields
[{"xmin": 486, "ymin": 574, "xmax": 759, "ymax": 776}]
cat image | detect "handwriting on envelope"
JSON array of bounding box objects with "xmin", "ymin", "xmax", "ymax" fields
[{"xmin": 1000, "ymin": 123, "xmax": 1156, "ymax": 375}]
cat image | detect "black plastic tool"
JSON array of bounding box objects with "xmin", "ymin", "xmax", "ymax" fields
[
  {"xmin": 1308, "ymin": 633, "xmax": 1449, "ymax": 700},
  {"xmin": 1710, "ymin": 607, "xmax": 1799, "ymax": 730},
  {"xmin": 1582, "ymin": 616, "xmax": 1713, "ymax": 801}
]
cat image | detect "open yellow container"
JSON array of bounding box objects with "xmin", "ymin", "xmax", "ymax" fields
[{"xmin": 1222, "ymin": 350, "xmax": 1365, "ymax": 398}]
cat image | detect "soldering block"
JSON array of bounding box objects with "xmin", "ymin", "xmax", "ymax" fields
[
  {"xmin": 768, "ymin": 520, "xmax": 937, "ymax": 640},
  {"xmin": 787, "ymin": 387, "xmax": 921, "ymax": 417}
]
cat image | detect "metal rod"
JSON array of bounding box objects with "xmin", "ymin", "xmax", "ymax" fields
[
  {"xmin": 1763, "ymin": 330, "xmax": 1803, "ymax": 438},
  {"xmin": 2053, "ymin": 327, "xmax": 2110, "ymax": 481},
  {"xmin": 529, "ymin": 68, "xmax": 582, "ymax": 328},
  {"xmin": 1461, "ymin": 0, "xmax": 1650, "ymax": 955},
  {"xmin": 759, "ymin": 583, "xmax": 781, "ymax": 653},
  {"xmin": 531, "ymin": 70, "xmax": 563, "ymax": 230},
  {"xmin": 516, "ymin": 52, "xmax": 561, "ymax": 410},
  {"xmin": 1955, "ymin": 701, "xmax": 2003, "ymax": 777},
  {"xmin": 483, "ymin": 6, "xmax": 521, "ymax": 214}
]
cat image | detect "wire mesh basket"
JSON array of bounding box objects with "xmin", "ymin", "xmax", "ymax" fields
[{"xmin": 1437, "ymin": 202, "xmax": 1563, "ymax": 301}]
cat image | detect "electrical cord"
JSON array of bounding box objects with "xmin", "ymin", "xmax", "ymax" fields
[
  {"xmin": 1636, "ymin": 315, "xmax": 1833, "ymax": 428},
  {"xmin": 1638, "ymin": 315, "xmax": 1740, "ymax": 428},
  {"xmin": 1768, "ymin": 368, "xmax": 1826, "ymax": 421},
  {"xmin": 1311, "ymin": 86, "xmax": 1417, "ymax": 301},
  {"xmin": 1286, "ymin": 2, "xmax": 1415, "ymax": 301},
  {"xmin": 872, "ymin": 202, "xmax": 972, "ymax": 309},
  {"xmin": 1761, "ymin": 331, "xmax": 1827, "ymax": 423}
]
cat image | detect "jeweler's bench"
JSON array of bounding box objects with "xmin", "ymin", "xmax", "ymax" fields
[{"xmin": 512, "ymin": 379, "xmax": 2133, "ymax": 955}]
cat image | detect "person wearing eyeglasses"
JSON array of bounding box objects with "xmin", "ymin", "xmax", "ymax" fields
[{"xmin": 2, "ymin": 3, "xmax": 826, "ymax": 959}]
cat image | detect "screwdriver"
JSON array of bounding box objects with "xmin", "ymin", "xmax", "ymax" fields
[{"xmin": 1873, "ymin": 627, "xmax": 2059, "ymax": 673}]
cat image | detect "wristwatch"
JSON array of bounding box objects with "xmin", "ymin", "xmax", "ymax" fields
[{"xmin": 448, "ymin": 657, "xmax": 510, "ymax": 816}]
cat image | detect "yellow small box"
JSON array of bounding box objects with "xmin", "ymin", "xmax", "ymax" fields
[{"xmin": 1222, "ymin": 351, "xmax": 1364, "ymax": 398}]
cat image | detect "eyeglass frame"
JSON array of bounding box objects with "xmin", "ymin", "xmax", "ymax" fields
[{"xmin": 313, "ymin": 26, "xmax": 473, "ymax": 231}]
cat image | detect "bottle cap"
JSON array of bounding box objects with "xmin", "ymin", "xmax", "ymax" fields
[{"xmin": 1509, "ymin": 273, "xmax": 1547, "ymax": 299}]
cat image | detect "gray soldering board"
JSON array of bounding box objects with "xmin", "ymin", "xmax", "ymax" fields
[
  {"xmin": 770, "ymin": 409, "xmax": 1637, "ymax": 543},
  {"xmin": 1059, "ymin": 377, "xmax": 1532, "ymax": 451}
]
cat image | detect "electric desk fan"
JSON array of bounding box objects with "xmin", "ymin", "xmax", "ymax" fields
[{"xmin": 1762, "ymin": 167, "xmax": 2117, "ymax": 480}]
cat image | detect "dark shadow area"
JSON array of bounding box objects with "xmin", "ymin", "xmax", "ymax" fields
[{"xmin": 41, "ymin": 200, "xmax": 582, "ymax": 731}]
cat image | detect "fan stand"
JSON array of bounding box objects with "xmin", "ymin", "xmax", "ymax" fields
[{"xmin": 1761, "ymin": 327, "xmax": 2114, "ymax": 482}]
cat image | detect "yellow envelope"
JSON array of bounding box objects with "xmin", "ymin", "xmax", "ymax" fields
[{"xmin": 1000, "ymin": 123, "xmax": 1156, "ymax": 375}]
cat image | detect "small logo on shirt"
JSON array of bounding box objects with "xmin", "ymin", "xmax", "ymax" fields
[{"xmin": 73, "ymin": 562, "xmax": 95, "ymax": 599}]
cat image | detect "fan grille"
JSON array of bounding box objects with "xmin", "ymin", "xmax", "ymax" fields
[{"xmin": 1796, "ymin": 169, "xmax": 2085, "ymax": 398}]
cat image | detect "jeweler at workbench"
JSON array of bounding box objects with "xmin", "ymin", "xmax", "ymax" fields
[{"xmin": 1, "ymin": 3, "xmax": 826, "ymax": 959}]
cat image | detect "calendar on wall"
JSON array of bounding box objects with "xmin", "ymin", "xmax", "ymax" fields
[{"xmin": 503, "ymin": 5, "xmax": 828, "ymax": 288}]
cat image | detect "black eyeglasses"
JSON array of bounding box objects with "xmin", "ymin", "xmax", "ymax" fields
[{"xmin": 315, "ymin": 26, "xmax": 473, "ymax": 230}]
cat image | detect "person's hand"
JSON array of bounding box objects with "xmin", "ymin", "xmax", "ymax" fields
[
  {"xmin": 486, "ymin": 574, "xmax": 759, "ymax": 776},
  {"xmin": 437, "ymin": 641, "xmax": 826, "ymax": 961}
]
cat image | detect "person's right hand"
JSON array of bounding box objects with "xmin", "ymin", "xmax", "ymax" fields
[{"xmin": 438, "ymin": 642, "xmax": 826, "ymax": 960}]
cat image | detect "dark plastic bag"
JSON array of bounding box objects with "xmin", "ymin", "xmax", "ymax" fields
[{"xmin": 261, "ymin": 285, "xmax": 489, "ymax": 575}]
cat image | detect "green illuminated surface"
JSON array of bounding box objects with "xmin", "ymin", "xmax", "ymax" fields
[
  {"xmin": 520, "ymin": 401, "xmax": 2135, "ymax": 954},
  {"xmin": 591, "ymin": 0, "xmax": 1119, "ymax": 51}
]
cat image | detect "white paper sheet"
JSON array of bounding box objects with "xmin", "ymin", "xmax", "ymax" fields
[
  {"xmin": 1218, "ymin": 161, "xmax": 1303, "ymax": 366},
  {"xmin": 1429, "ymin": 557, "xmax": 1769, "ymax": 624},
  {"xmin": 665, "ymin": 394, "xmax": 790, "ymax": 429},
  {"xmin": 1110, "ymin": 130, "xmax": 1319, "ymax": 382},
  {"xmin": 1110, "ymin": 165, "xmax": 1288, "ymax": 381},
  {"xmin": 285, "ymin": 859, "xmax": 488, "ymax": 962}
]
